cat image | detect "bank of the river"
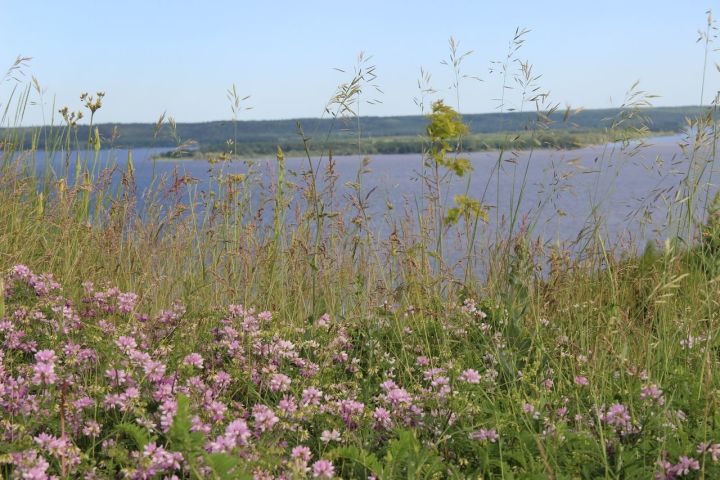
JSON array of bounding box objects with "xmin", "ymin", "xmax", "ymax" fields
[{"xmin": 150, "ymin": 129, "xmax": 676, "ymax": 161}]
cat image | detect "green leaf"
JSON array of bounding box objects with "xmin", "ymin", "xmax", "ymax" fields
[
  {"xmin": 168, "ymin": 394, "xmax": 204, "ymax": 452},
  {"xmin": 205, "ymin": 452, "xmax": 239, "ymax": 479},
  {"xmin": 114, "ymin": 422, "xmax": 153, "ymax": 450}
]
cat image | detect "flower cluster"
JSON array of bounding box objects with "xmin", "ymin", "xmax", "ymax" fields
[{"xmin": 2, "ymin": 265, "xmax": 720, "ymax": 478}]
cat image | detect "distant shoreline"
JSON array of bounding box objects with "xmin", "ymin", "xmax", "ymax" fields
[{"xmin": 150, "ymin": 129, "xmax": 677, "ymax": 162}]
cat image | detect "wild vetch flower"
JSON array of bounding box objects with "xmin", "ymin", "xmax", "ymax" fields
[
  {"xmin": 105, "ymin": 368, "xmax": 129, "ymax": 387},
  {"xmin": 338, "ymin": 399, "xmax": 365, "ymax": 427},
  {"xmin": 385, "ymin": 385, "xmax": 413, "ymax": 407},
  {"xmin": 271, "ymin": 339, "xmax": 297, "ymax": 358},
  {"xmin": 301, "ymin": 387, "xmax": 323, "ymax": 407},
  {"xmin": 225, "ymin": 419, "xmax": 251, "ymax": 446},
  {"xmin": 83, "ymin": 420, "xmax": 101, "ymax": 437},
  {"xmin": 116, "ymin": 335, "xmax": 138, "ymax": 354},
  {"xmin": 269, "ymin": 373, "xmax": 291, "ymax": 392},
  {"xmin": 312, "ymin": 459, "xmax": 335, "ymax": 478},
  {"xmin": 159, "ymin": 398, "xmax": 177, "ymax": 432},
  {"xmin": 34, "ymin": 434, "xmax": 81, "ymax": 471},
  {"xmin": 459, "ymin": 369, "xmax": 481, "ymax": 384},
  {"xmin": 208, "ymin": 400, "xmax": 227, "ymax": 422},
  {"xmin": 320, "ymin": 429, "xmax": 341, "ymax": 444},
  {"xmin": 32, "ymin": 349, "xmax": 58, "ymax": 385},
  {"xmin": 655, "ymin": 460, "xmax": 674, "ymax": 480},
  {"xmin": 140, "ymin": 443, "xmax": 184, "ymax": 476},
  {"xmin": 191, "ymin": 416, "xmax": 211, "ymax": 434},
  {"xmin": 575, "ymin": 375, "xmax": 589, "ymax": 386},
  {"xmin": 673, "ymin": 456, "xmax": 700, "ymax": 475},
  {"xmin": 461, "ymin": 298, "xmax": 487, "ymax": 318},
  {"xmin": 601, "ymin": 403, "xmax": 633, "ymax": 433},
  {"xmin": 373, "ymin": 406, "xmax": 393, "ymax": 429},
  {"xmin": 423, "ymin": 367, "xmax": 445, "ymax": 381},
  {"xmin": 252, "ymin": 404, "xmax": 279, "ymax": 432},
  {"xmin": 522, "ymin": 403, "xmax": 539, "ymax": 419},
  {"xmin": 470, "ymin": 428, "xmax": 499, "ymax": 443},
  {"xmin": 291, "ymin": 445, "xmax": 312, "ymax": 462},
  {"xmin": 142, "ymin": 360, "xmax": 167, "ymax": 382},
  {"xmin": 278, "ymin": 395, "xmax": 297, "ymax": 414},
  {"xmin": 183, "ymin": 353, "xmax": 204, "ymax": 369},
  {"xmin": 681, "ymin": 334, "xmax": 708, "ymax": 350},
  {"xmin": 10, "ymin": 450, "xmax": 51, "ymax": 480},
  {"xmin": 416, "ymin": 356, "xmax": 430, "ymax": 366},
  {"xmin": 117, "ymin": 292, "xmax": 138, "ymax": 313},
  {"xmin": 213, "ymin": 371, "xmax": 232, "ymax": 390},
  {"xmin": 698, "ymin": 442, "xmax": 720, "ymax": 461},
  {"xmin": 640, "ymin": 384, "xmax": 665, "ymax": 406}
]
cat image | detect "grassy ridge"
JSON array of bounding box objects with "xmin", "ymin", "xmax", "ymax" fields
[
  {"xmin": 153, "ymin": 129, "xmax": 673, "ymax": 159},
  {"xmin": 2, "ymin": 105, "xmax": 704, "ymax": 154}
]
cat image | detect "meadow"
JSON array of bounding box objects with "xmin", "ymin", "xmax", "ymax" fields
[{"xmin": 2, "ymin": 24, "xmax": 720, "ymax": 480}]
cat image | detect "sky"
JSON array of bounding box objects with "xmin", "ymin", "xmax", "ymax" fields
[{"xmin": 1, "ymin": 0, "xmax": 719, "ymax": 124}]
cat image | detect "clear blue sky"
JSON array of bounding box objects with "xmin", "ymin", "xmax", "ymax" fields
[{"xmin": 1, "ymin": 0, "xmax": 718, "ymax": 124}]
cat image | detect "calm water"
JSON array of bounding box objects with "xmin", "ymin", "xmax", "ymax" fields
[{"xmin": 15, "ymin": 133, "xmax": 718, "ymax": 255}]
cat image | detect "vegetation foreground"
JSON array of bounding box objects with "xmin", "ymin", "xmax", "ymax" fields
[{"xmin": 3, "ymin": 23, "xmax": 720, "ymax": 480}]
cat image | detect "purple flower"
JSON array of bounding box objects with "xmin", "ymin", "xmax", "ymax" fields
[
  {"xmin": 470, "ymin": 428, "xmax": 499, "ymax": 443},
  {"xmin": 316, "ymin": 313, "xmax": 331, "ymax": 328},
  {"xmin": 269, "ymin": 373, "xmax": 291, "ymax": 392},
  {"xmin": 183, "ymin": 353, "xmax": 204, "ymax": 369},
  {"xmin": 640, "ymin": 384, "xmax": 665, "ymax": 406},
  {"xmin": 522, "ymin": 403, "xmax": 539, "ymax": 419},
  {"xmin": 115, "ymin": 335, "xmax": 137, "ymax": 354},
  {"xmin": 31, "ymin": 360, "xmax": 57, "ymax": 385},
  {"xmin": 672, "ymin": 456, "xmax": 700, "ymax": 475},
  {"xmin": 291, "ymin": 445, "xmax": 312, "ymax": 462},
  {"xmin": 458, "ymin": 369, "xmax": 481, "ymax": 384},
  {"xmin": 698, "ymin": 442, "xmax": 720, "ymax": 462},
  {"xmin": 601, "ymin": 403, "xmax": 633, "ymax": 433},
  {"xmin": 117, "ymin": 292, "xmax": 138, "ymax": 313},
  {"xmin": 312, "ymin": 459, "xmax": 335, "ymax": 478},
  {"xmin": 34, "ymin": 350, "xmax": 57, "ymax": 364},
  {"xmin": 373, "ymin": 406, "xmax": 393, "ymax": 429},
  {"xmin": 252, "ymin": 404, "xmax": 279, "ymax": 433},
  {"xmin": 10, "ymin": 450, "xmax": 51, "ymax": 480},
  {"xmin": 301, "ymin": 387, "xmax": 323, "ymax": 407},
  {"xmin": 224, "ymin": 419, "xmax": 251, "ymax": 447},
  {"xmin": 320, "ymin": 429, "xmax": 341, "ymax": 444}
]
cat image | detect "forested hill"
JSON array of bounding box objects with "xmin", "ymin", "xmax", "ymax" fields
[{"xmin": 5, "ymin": 106, "xmax": 709, "ymax": 154}]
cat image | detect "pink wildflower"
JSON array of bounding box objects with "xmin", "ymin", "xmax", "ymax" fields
[
  {"xmin": 373, "ymin": 406, "xmax": 393, "ymax": 429},
  {"xmin": 601, "ymin": 403, "xmax": 633, "ymax": 433},
  {"xmin": 458, "ymin": 369, "xmax": 481, "ymax": 384},
  {"xmin": 640, "ymin": 384, "xmax": 665, "ymax": 406},
  {"xmin": 183, "ymin": 353, "xmax": 204, "ymax": 369},
  {"xmin": 470, "ymin": 428, "xmax": 499, "ymax": 443},
  {"xmin": 673, "ymin": 456, "xmax": 700, "ymax": 475},
  {"xmin": 312, "ymin": 459, "xmax": 335, "ymax": 478},
  {"xmin": 252, "ymin": 404, "xmax": 279, "ymax": 433},
  {"xmin": 301, "ymin": 387, "xmax": 323, "ymax": 407},
  {"xmin": 291, "ymin": 445, "xmax": 312, "ymax": 462},
  {"xmin": 269, "ymin": 373, "xmax": 291, "ymax": 392},
  {"xmin": 320, "ymin": 429, "xmax": 341, "ymax": 444}
]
